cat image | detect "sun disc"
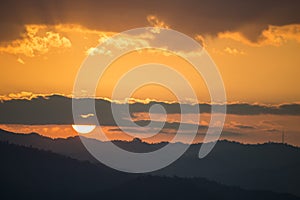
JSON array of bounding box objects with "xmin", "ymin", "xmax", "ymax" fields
[{"xmin": 72, "ymin": 125, "xmax": 96, "ymax": 134}]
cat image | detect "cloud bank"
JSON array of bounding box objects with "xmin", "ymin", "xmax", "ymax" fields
[
  {"xmin": 0, "ymin": 95, "xmax": 300, "ymax": 125},
  {"xmin": 0, "ymin": 0, "xmax": 300, "ymax": 42}
]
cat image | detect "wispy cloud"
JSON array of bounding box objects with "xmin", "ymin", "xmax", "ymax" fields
[
  {"xmin": 223, "ymin": 47, "xmax": 245, "ymax": 55},
  {"xmin": 86, "ymin": 32, "xmax": 150, "ymax": 56},
  {"xmin": 228, "ymin": 121, "xmax": 256, "ymax": 129},
  {"xmin": 194, "ymin": 34, "xmax": 206, "ymax": 48},
  {"xmin": 80, "ymin": 113, "xmax": 95, "ymax": 119},
  {"xmin": 147, "ymin": 15, "xmax": 170, "ymax": 29},
  {"xmin": 17, "ymin": 57, "xmax": 25, "ymax": 64}
]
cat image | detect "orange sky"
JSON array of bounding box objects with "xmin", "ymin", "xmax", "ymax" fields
[
  {"xmin": 0, "ymin": 4, "xmax": 300, "ymax": 145},
  {"xmin": 0, "ymin": 18, "xmax": 300, "ymax": 104},
  {"xmin": 0, "ymin": 15, "xmax": 300, "ymax": 146},
  {"xmin": 1, "ymin": 112, "xmax": 300, "ymax": 146}
]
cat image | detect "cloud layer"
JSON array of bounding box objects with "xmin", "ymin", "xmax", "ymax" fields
[
  {"xmin": 0, "ymin": 25, "xmax": 71, "ymax": 57},
  {"xmin": 0, "ymin": 0, "xmax": 300, "ymax": 42},
  {"xmin": 218, "ymin": 24, "xmax": 300, "ymax": 47},
  {"xmin": 1, "ymin": 94, "xmax": 300, "ymax": 125}
]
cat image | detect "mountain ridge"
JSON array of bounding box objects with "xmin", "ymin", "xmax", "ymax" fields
[
  {"xmin": 1, "ymin": 128, "xmax": 300, "ymax": 196},
  {"xmin": 1, "ymin": 140, "xmax": 298, "ymax": 200}
]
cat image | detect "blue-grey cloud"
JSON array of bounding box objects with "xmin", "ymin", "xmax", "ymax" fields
[{"xmin": 0, "ymin": 95, "xmax": 300, "ymax": 125}]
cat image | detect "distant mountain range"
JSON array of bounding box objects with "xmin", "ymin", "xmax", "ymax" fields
[
  {"xmin": 1, "ymin": 140, "xmax": 299, "ymax": 200},
  {"xmin": 1, "ymin": 129, "xmax": 300, "ymax": 197}
]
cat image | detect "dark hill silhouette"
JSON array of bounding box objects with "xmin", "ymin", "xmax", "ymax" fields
[
  {"xmin": 108, "ymin": 176, "xmax": 299, "ymax": 200},
  {"xmin": 1, "ymin": 129, "xmax": 300, "ymax": 196},
  {"xmin": 0, "ymin": 141, "xmax": 298, "ymax": 200},
  {"xmin": 0, "ymin": 141, "xmax": 132, "ymax": 200}
]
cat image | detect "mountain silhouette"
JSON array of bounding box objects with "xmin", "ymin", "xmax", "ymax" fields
[
  {"xmin": 1, "ymin": 141, "xmax": 299, "ymax": 200},
  {"xmin": 1, "ymin": 129, "xmax": 300, "ymax": 196}
]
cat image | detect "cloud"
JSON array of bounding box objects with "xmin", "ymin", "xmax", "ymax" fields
[
  {"xmin": 80, "ymin": 113, "xmax": 94, "ymax": 119},
  {"xmin": 86, "ymin": 33, "xmax": 150, "ymax": 56},
  {"xmin": 1, "ymin": 0, "xmax": 299, "ymax": 43},
  {"xmin": 108, "ymin": 120, "xmax": 207, "ymax": 135},
  {"xmin": 146, "ymin": 15, "xmax": 170, "ymax": 33},
  {"xmin": 1, "ymin": 95, "xmax": 300, "ymax": 125},
  {"xmin": 86, "ymin": 47, "xmax": 112, "ymax": 56},
  {"xmin": 0, "ymin": 124, "xmax": 77, "ymax": 139},
  {"xmin": 265, "ymin": 128, "xmax": 281, "ymax": 133},
  {"xmin": 260, "ymin": 25, "xmax": 300, "ymax": 45},
  {"xmin": 99, "ymin": 35, "xmax": 150, "ymax": 49},
  {"xmin": 216, "ymin": 131, "xmax": 243, "ymax": 137},
  {"xmin": 223, "ymin": 47, "xmax": 245, "ymax": 55},
  {"xmin": 228, "ymin": 121, "xmax": 256, "ymax": 129},
  {"xmin": 218, "ymin": 24, "xmax": 300, "ymax": 47},
  {"xmin": 0, "ymin": 92, "xmax": 72, "ymax": 102},
  {"xmin": 17, "ymin": 57, "xmax": 25, "ymax": 64},
  {"xmin": 0, "ymin": 25, "xmax": 71, "ymax": 57},
  {"xmin": 147, "ymin": 15, "xmax": 170, "ymax": 29},
  {"xmin": 1, "ymin": 92, "xmax": 37, "ymax": 101},
  {"xmin": 194, "ymin": 34, "xmax": 206, "ymax": 48},
  {"xmin": 132, "ymin": 120, "xmax": 207, "ymax": 130},
  {"xmin": 54, "ymin": 24, "xmax": 115, "ymax": 36}
]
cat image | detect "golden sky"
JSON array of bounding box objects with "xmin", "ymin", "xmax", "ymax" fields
[
  {"xmin": 2, "ymin": 112, "xmax": 300, "ymax": 146},
  {"xmin": 0, "ymin": 20, "xmax": 300, "ymax": 103},
  {"xmin": 0, "ymin": 1, "xmax": 300, "ymax": 144}
]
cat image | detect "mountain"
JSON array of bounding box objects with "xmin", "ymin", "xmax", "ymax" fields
[
  {"xmin": 1, "ymin": 141, "xmax": 298, "ymax": 200},
  {"xmin": 1, "ymin": 129, "xmax": 300, "ymax": 196},
  {"xmin": 0, "ymin": 140, "xmax": 131, "ymax": 200}
]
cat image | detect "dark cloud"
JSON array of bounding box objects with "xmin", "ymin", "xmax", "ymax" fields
[
  {"xmin": 0, "ymin": 0, "xmax": 300, "ymax": 42},
  {"xmin": 265, "ymin": 128, "xmax": 281, "ymax": 133},
  {"xmin": 130, "ymin": 102, "xmax": 300, "ymax": 116},
  {"xmin": 234, "ymin": 124, "xmax": 256, "ymax": 129},
  {"xmin": 1, "ymin": 95, "xmax": 300, "ymax": 125},
  {"xmin": 221, "ymin": 131, "xmax": 243, "ymax": 136},
  {"xmin": 227, "ymin": 103, "xmax": 300, "ymax": 115},
  {"xmin": 108, "ymin": 120, "xmax": 207, "ymax": 134},
  {"xmin": 108, "ymin": 128, "xmax": 150, "ymax": 134},
  {"xmin": 195, "ymin": 130, "xmax": 242, "ymax": 137},
  {"xmin": 134, "ymin": 120, "xmax": 207, "ymax": 130}
]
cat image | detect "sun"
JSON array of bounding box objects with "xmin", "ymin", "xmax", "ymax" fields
[{"xmin": 72, "ymin": 125, "xmax": 96, "ymax": 134}]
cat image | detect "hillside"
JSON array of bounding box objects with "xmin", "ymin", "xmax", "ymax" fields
[
  {"xmin": 1, "ymin": 129, "xmax": 300, "ymax": 196},
  {"xmin": 0, "ymin": 141, "xmax": 298, "ymax": 200}
]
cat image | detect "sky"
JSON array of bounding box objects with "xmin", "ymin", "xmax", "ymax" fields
[
  {"xmin": 0, "ymin": 0, "xmax": 300, "ymax": 144},
  {"xmin": 0, "ymin": 0, "xmax": 300, "ymax": 103}
]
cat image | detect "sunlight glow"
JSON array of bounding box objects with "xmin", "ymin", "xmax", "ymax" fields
[{"xmin": 71, "ymin": 124, "xmax": 96, "ymax": 134}]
